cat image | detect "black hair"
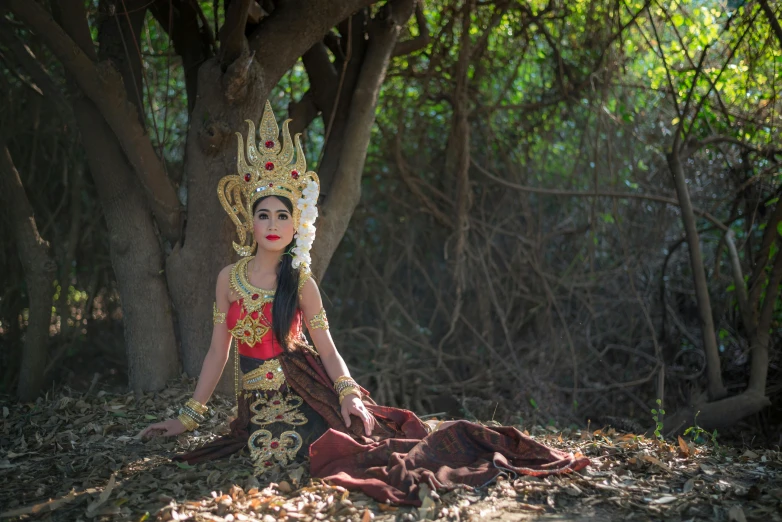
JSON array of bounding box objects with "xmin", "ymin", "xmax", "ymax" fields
[{"xmin": 252, "ymin": 195, "xmax": 301, "ymax": 351}]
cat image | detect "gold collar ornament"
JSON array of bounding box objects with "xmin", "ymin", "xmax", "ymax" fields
[
  {"xmin": 218, "ymin": 100, "xmax": 320, "ymax": 268},
  {"xmin": 229, "ymin": 257, "xmax": 275, "ymax": 312}
]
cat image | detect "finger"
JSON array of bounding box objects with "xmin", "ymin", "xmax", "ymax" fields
[
  {"xmin": 341, "ymin": 406, "xmax": 351, "ymax": 427},
  {"xmin": 139, "ymin": 425, "xmax": 158, "ymax": 438},
  {"xmin": 362, "ymin": 412, "xmax": 372, "ymax": 436}
]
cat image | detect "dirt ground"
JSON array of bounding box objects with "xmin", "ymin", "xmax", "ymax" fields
[{"xmin": 1, "ymin": 376, "xmax": 780, "ymax": 522}]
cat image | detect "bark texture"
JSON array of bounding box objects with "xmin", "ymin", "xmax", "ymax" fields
[
  {"xmin": 166, "ymin": 54, "xmax": 266, "ymax": 392},
  {"xmin": 0, "ymin": 147, "xmax": 56, "ymax": 402},
  {"xmin": 666, "ymin": 149, "xmax": 727, "ymax": 401},
  {"xmin": 56, "ymin": 0, "xmax": 179, "ymax": 394}
]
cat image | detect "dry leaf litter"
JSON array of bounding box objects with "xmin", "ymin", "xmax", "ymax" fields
[{"xmin": 1, "ymin": 378, "xmax": 781, "ymax": 521}]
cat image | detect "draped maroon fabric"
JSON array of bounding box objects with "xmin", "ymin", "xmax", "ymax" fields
[
  {"xmin": 174, "ymin": 349, "xmax": 590, "ymax": 505},
  {"xmin": 309, "ymin": 412, "xmax": 589, "ymax": 505}
]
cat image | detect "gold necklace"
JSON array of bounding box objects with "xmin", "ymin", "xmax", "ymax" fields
[
  {"xmin": 230, "ymin": 257, "xmax": 276, "ymax": 312},
  {"xmin": 228, "ymin": 257, "xmax": 276, "ymax": 345}
]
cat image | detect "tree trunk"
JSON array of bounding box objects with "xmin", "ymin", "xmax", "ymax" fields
[
  {"xmin": 311, "ymin": 0, "xmax": 417, "ymax": 279},
  {"xmin": 167, "ymin": 54, "xmax": 269, "ymax": 393},
  {"xmin": 747, "ymin": 242, "xmax": 782, "ymax": 395},
  {"xmin": 662, "ymin": 390, "xmax": 771, "ymax": 436},
  {"xmin": 666, "ymin": 149, "xmax": 727, "ymax": 401},
  {"xmin": 299, "ymin": 15, "xmax": 369, "ymax": 197},
  {"xmin": 57, "ymin": 1, "xmax": 179, "ymax": 394},
  {"xmin": 0, "ymin": 147, "xmax": 56, "ymax": 402},
  {"xmin": 97, "ymin": 0, "xmax": 148, "ymax": 127},
  {"xmin": 73, "ymin": 98, "xmax": 180, "ymax": 394}
]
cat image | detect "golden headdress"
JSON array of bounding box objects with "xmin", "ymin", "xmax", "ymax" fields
[{"xmin": 218, "ymin": 100, "xmax": 320, "ymax": 266}]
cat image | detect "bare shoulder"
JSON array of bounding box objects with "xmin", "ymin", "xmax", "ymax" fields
[
  {"xmin": 217, "ymin": 263, "xmax": 234, "ymax": 285},
  {"xmin": 216, "ymin": 263, "xmax": 235, "ymax": 301},
  {"xmin": 298, "ymin": 270, "xmax": 321, "ymax": 306}
]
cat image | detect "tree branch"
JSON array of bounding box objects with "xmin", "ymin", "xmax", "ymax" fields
[
  {"xmin": 724, "ymin": 229, "xmax": 753, "ymax": 337},
  {"xmin": 288, "ymin": 90, "xmax": 320, "ymax": 135},
  {"xmin": 684, "ymin": 135, "xmax": 782, "ymax": 158},
  {"xmin": 392, "ymin": 1, "xmax": 429, "ymax": 57},
  {"xmin": 248, "ymin": 0, "xmax": 377, "ymax": 86},
  {"xmin": 759, "ymin": 0, "xmax": 782, "ymax": 49},
  {"xmin": 148, "ymin": 0, "xmax": 215, "ymax": 112},
  {"xmin": 301, "ymin": 41, "xmax": 339, "ymax": 116},
  {"xmin": 8, "ymin": 0, "xmax": 183, "ymax": 243},
  {"xmin": 0, "ymin": 17, "xmax": 70, "ymax": 116},
  {"xmin": 219, "ymin": 0, "xmax": 252, "ymax": 65},
  {"xmin": 395, "ymin": 126, "xmax": 453, "ymax": 228},
  {"xmin": 471, "ymin": 159, "xmax": 729, "ymax": 231}
]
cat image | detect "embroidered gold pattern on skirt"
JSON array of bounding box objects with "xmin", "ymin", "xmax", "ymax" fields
[
  {"xmin": 249, "ymin": 393, "xmax": 308, "ymax": 426},
  {"xmin": 247, "ymin": 429, "xmax": 303, "ymax": 473},
  {"xmin": 241, "ymin": 356, "xmax": 311, "ymax": 473}
]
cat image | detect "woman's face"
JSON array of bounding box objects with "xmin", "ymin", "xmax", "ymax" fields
[{"xmin": 252, "ymin": 196, "xmax": 295, "ymax": 254}]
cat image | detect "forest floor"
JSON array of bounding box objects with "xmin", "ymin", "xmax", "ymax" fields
[{"xmin": 1, "ymin": 376, "xmax": 781, "ymax": 522}]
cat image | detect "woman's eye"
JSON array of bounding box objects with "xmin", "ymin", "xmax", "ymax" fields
[
  {"xmin": 257, "ymin": 213, "xmax": 268, "ymax": 220},
  {"xmin": 280, "ymin": 215, "xmax": 288, "ymax": 220}
]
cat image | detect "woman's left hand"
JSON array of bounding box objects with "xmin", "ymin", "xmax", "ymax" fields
[{"xmin": 340, "ymin": 394, "xmax": 375, "ymax": 436}]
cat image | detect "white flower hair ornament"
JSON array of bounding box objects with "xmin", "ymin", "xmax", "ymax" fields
[{"xmin": 217, "ymin": 100, "xmax": 320, "ymax": 270}]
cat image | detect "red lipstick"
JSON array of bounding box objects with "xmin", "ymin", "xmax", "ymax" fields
[{"xmin": 266, "ymin": 235, "xmax": 280, "ymax": 241}]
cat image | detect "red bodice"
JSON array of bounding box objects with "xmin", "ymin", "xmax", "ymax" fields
[{"xmin": 227, "ymin": 299, "xmax": 303, "ymax": 359}]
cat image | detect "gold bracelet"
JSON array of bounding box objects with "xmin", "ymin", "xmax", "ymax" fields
[
  {"xmin": 213, "ymin": 302, "xmax": 226, "ymax": 325},
  {"xmin": 339, "ymin": 386, "xmax": 362, "ymax": 404},
  {"xmin": 335, "ymin": 380, "xmax": 358, "ymax": 395},
  {"xmin": 178, "ymin": 412, "xmax": 199, "ymax": 431},
  {"xmin": 334, "ymin": 376, "xmax": 356, "ymax": 391},
  {"xmin": 185, "ymin": 398, "xmax": 208, "ymax": 415},
  {"xmin": 308, "ymin": 307, "xmax": 329, "ymax": 330}
]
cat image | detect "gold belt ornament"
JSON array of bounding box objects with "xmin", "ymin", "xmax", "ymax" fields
[{"xmin": 242, "ymin": 358, "xmax": 286, "ymax": 391}]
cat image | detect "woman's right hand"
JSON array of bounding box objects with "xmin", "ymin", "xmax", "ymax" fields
[{"xmin": 138, "ymin": 418, "xmax": 187, "ymax": 439}]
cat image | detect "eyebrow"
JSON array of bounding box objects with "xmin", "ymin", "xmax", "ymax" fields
[{"xmin": 256, "ymin": 208, "xmax": 290, "ymax": 214}]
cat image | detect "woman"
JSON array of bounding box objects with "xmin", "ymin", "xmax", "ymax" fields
[{"xmin": 140, "ymin": 101, "xmax": 588, "ymax": 505}]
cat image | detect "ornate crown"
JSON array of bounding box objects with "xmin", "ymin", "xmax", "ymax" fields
[{"xmin": 218, "ymin": 101, "xmax": 320, "ymax": 259}]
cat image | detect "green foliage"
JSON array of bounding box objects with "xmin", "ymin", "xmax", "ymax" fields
[
  {"xmin": 651, "ymin": 398, "xmax": 665, "ymax": 440},
  {"xmin": 683, "ymin": 412, "xmax": 720, "ymax": 449}
]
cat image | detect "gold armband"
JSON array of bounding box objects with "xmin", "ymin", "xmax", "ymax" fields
[
  {"xmin": 213, "ymin": 302, "xmax": 226, "ymax": 324},
  {"xmin": 308, "ymin": 307, "xmax": 329, "ymax": 330}
]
